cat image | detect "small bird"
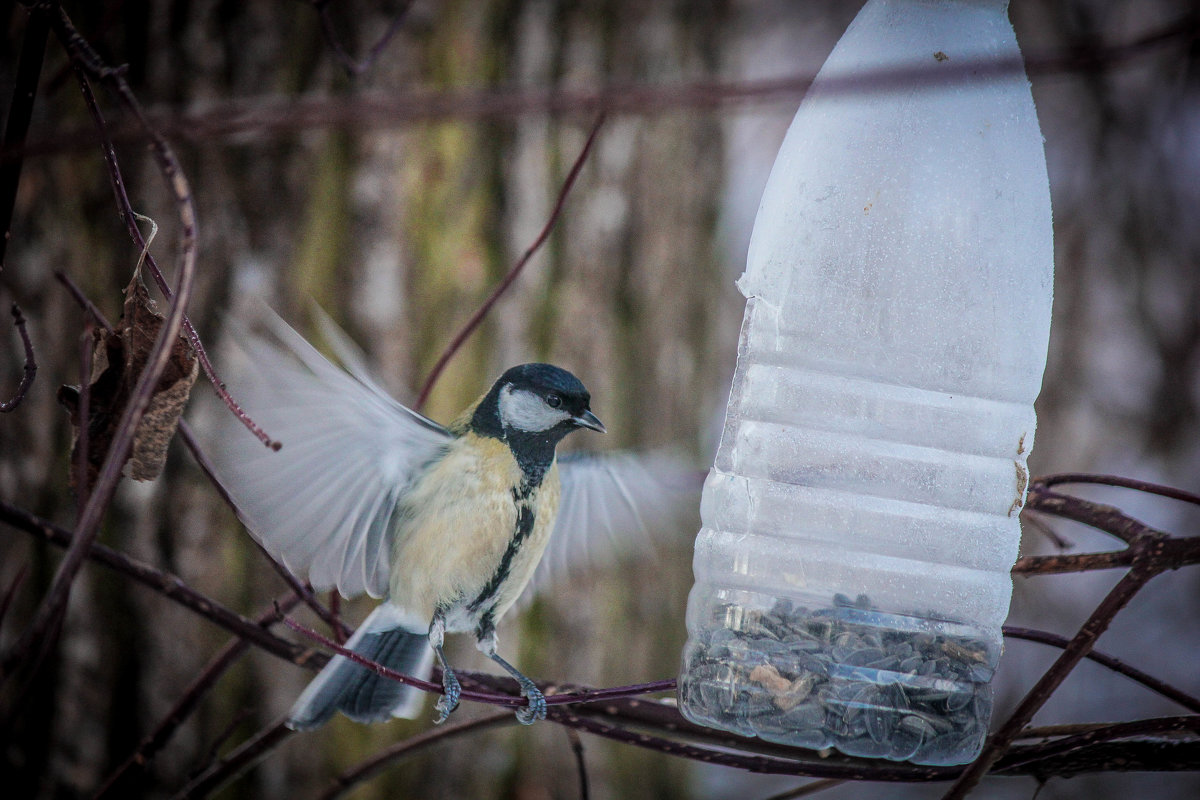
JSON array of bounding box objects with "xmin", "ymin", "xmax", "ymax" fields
[{"xmin": 214, "ymin": 307, "xmax": 688, "ymax": 729}]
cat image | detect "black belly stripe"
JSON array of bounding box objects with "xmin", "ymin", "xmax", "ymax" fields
[{"xmin": 467, "ymin": 485, "xmax": 538, "ymax": 614}]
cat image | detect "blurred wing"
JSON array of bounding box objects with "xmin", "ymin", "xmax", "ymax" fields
[
  {"xmin": 521, "ymin": 451, "xmax": 701, "ymax": 603},
  {"xmin": 214, "ymin": 307, "xmax": 450, "ymax": 599}
]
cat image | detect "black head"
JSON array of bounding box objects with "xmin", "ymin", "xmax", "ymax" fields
[{"xmin": 470, "ymin": 363, "xmax": 605, "ymax": 447}]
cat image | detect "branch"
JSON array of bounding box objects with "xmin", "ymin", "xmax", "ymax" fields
[
  {"xmin": 942, "ymin": 566, "xmax": 1156, "ymax": 798},
  {"xmin": 416, "ymin": 112, "xmax": 607, "ymax": 409},
  {"xmin": 178, "ymin": 419, "xmax": 351, "ymax": 640},
  {"xmin": 0, "ymin": 501, "xmax": 317, "ymax": 667},
  {"xmin": 314, "ymin": 712, "xmax": 515, "ymax": 800},
  {"xmin": 0, "ymin": 304, "xmax": 37, "ymax": 412},
  {"xmin": 282, "ymin": 614, "xmax": 676, "ymax": 711},
  {"xmin": 311, "ymin": 0, "xmax": 413, "ymax": 77},
  {"xmin": 1037, "ymin": 473, "xmax": 1200, "ymax": 507},
  {"xmin": 9, "ymin": 11, "xmax": 1198, "ymax": 159},
  {"xmin": 994, "ymin": 715, "xmax": 1200, "ymax": 775},
  {"xmin": 0, "ymin": 1, "xmax": 50, "ymax": 271},
  {"xmin": 92, "ymin": 593, "xmax": 305, "ymax": 799},
  {"xmin": 169, "ymin": 719, "xmax": 293, "ymax": 800},
  {"xmin": 1002, "ymin": 626, "xmax": 1200, "ymax": 714},
  {"xmin": 48, "ymin": 8, "xmax": 278, "ymax": 451}
]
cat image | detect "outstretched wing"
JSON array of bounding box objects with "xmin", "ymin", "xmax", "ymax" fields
[
  {"xmin": 214, "ymin": 307, "xmax": 450, "ymax": 599},
  {"xmin": 522, "ymin": 451, "xmax": 701, "ymax": 601}
]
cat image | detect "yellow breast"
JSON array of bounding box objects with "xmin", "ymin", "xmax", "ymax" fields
[{"xmin": 387, "ymin": 433, "xmax": 560, "ymax": 624}]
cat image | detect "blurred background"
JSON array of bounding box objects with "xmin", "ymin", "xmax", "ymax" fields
[{"xmin": 1, "ymin": 1, "xmax": 1198, "ymax": 798}]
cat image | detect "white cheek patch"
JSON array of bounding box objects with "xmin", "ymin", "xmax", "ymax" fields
[{"xmin": 499, "ymin": 386, "xmax": 570, "ymax": 433}]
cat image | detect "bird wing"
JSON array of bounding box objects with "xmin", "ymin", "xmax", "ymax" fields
[
  {"xmin": 520, "ymin": 451, "xmax": 701, "ymax": 603},
  {"xmin": 213, "ymin": 307, "xmax": 451, "ymax": 599}
]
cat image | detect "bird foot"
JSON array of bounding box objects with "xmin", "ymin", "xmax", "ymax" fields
[
  {"xmin": 434, "ymin": 669, "xmax": 461, "ymax": 724},
  {"xmin": 514, "ymin": 679, "xmax": 547, "ymax": 725}
]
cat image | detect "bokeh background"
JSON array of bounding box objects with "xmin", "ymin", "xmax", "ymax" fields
[{"xmin": 1, "ymin": 1, "xmax": 1198, "ymax": 798}]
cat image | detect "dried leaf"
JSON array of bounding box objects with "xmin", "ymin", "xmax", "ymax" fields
[{"xmin": 58, "ymin": 270, "xmax": 197, "ymax": 491}]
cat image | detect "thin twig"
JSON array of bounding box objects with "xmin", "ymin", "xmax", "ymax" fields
[
  {"xmin": 0, "ymin": 565, "xmax": 28, "ymax": 633},
  {"xmin": 0, "ymin": 501, "xmax": 316, "ymax": 667},
  {"xmin": 0, "ymin": 304, "xmax": 37, "ymax": 412},
  {"xmin": 55, "ymin": 270, "xmax": 115, "ymax": 331},
  {"xmin": 994, "ymin": 715, "xmax": 1200, "ymax": 774},
  {"xmin": 312, "ymin": 0, "xmax": 413, "ymax": 77},
  {"xmin": 566, "ymin": 726, "xmax": 589, "ymax": 800},
  {"xmin": 760, "ymin": 779, "xmax": 847, "ymax": 800},
  {"xmin": 1038, "ymin": 472, "xmax": 1200, "ymax": 507},
  {"xmin": 49, "ymin": 8, "xmax": 278, "ymax": 451},
  {"xmin": 0, "ymin": 1, "xmax": 51, "ymax": 271},
  {"xmin": 178, "ymin": 418, "xmax": 351, "ymax": 640},
  {"xmin": 1021, "ymin": 511, "xmax": 1074, "ymax": 551},
  {"xmin": 416, "ymin": 112, "xmax": 607, "ymax": 408},
  {"xmin": 315, "ymin": 712, "xmax": 516, "ymax": 800},
  {"xmin": 92, "ymin": 593, "xmax": 304, "ymax": 800},
  {"xmin": 11, "ymin": 12, "xmax": 1200, "ymax": 160},
  {"xmin": 73, "ymin": 320, "xmax": 93, "ymax": 515},
  {"xmin": 941, "ymin": 566, "xmax": 1156, "ymax": 799},
  {"xmin": 1024, "ymin": 484, "xmax": 1168, "ymax": 545},
  {"xmin": 169, "ymin": 719, "xmax": 293, "ymax": 800},
  {"xmin": 1003, "ymin": 626, "xmax": 1200, "ymax": 714}
]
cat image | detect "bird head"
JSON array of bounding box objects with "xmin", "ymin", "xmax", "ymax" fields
[{"xmin": 493, "ymin": 363, "xmax": 605, "ymax": 439}]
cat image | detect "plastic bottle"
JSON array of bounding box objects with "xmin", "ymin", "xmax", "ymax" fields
[{"xmin": 678, "ymin": 0, "xmax": 1053, "ymax": 766}]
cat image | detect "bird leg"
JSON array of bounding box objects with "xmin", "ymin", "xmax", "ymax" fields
[
  {"xmin": 428, "ymin": 611, "xmax": 460, "ymax": 724},
  {"xmin": 475, "ymin": 626, "xmax": 547, "ymax": 725}
]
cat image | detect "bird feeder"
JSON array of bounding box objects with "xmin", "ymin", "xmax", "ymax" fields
[{"xmin": 678, "ymin": 0, "xmax": 1054, "ymax": 766}]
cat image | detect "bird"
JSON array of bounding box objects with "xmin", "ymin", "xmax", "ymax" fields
[{"xmin": 212, "ymin": 306, "xmax": 693, "ymax": 729}]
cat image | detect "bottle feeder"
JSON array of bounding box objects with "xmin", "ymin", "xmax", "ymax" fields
[{"xmin": 678, "ymin": 0, "xmax": 1054, "ymax": 766}]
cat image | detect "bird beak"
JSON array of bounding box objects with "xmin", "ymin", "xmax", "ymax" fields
[{"xmin": 572, "ymin": 409, "xmax": 606, "ymax": 433}]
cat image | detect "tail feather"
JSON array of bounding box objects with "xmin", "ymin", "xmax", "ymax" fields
[{"xmin": 287, "ymin": 605, "xmax": 433, "ymax": 730}]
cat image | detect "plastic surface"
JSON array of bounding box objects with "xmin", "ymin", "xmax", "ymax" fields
[{"xmin": 678, "ymin": 0, "xmax": 1053, "ymax": 766}]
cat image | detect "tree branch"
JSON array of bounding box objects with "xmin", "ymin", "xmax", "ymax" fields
[
  {"xmin": 0, "ymin": 304, "xmax": 37, "ymax": 412},
  {"xmin": 416, "ymin": 112, "xmax": 607, "ymax": 409}
]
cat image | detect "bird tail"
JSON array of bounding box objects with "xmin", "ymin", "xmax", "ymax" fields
[{"xmin": 286, "ymin": 604, "xmax": 434, "ymax": 730}]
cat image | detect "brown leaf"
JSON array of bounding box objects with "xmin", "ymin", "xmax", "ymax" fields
[{"xmin": 58, "ymin": 271, "xmax": 197, "ymax": 491}]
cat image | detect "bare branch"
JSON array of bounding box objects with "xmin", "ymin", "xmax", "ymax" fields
[
  {"xmin": 0, "ymin": 2, "xmax": 50, "ymax": 271},
  {"xmin": 315, "ymin": 712, "xmax": 515, "ymax": 800},
  {"xmin": 0, "ymin": 501, "xmax": 317, "ymax": 667},
  {"xmin": 169, "ymin": 720, "xmax": 294, "ymax": 800},
  {"xmin": 1002, "ymin": 626, "xmax": 1200, "ymax": 714},
  {"xmin": 2, "ymin": 5, "xmax": 202, "ymax": 686},
  {"xmin": 9, "ymin": 12, "xmax": 1198, "ymax": 160},
  {"xmin": 178, "ymin": 419, "xmax": 351, "ymax": 640},
  {"xmin": 92, "ymin": 593, "xmax": 305, "ymax": 799},
  {"xmin": 416, "ymin": 112, "xmax": 608, "ymax": 409},
  {"xmin": 0, "ymin": 304, "xmax": 36, "ymax": 412},
  {"xmin": 55, "ymin": 270, "xmax": 115, "ymax": 331},
  {"xmin": 942, "ymin": 567, "xmax": 1156, "ymax": 798},
  {"xmin": 1038, "ymin": 472, "xmax": 1200, "ymax": 507},
  {"xmin": 311, "ymin": 0, "xmax": 413, "ymax": 77},
  {"xmin": 48, "ymin": 9, "xmax": 277, "ymax": 451}
]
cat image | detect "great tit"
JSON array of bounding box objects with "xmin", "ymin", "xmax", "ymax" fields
[{"xmin": 214, "ymin": 308, "xmax": 687, "ymax": 728}]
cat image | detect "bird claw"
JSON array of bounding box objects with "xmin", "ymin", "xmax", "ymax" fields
[
  {"xmin": 434, "ymin": 670, "xmax": 461, "ymax": 724},
  {"xmin": 514, "ymin": 682, "xmax": 547, "ymax": 725}
]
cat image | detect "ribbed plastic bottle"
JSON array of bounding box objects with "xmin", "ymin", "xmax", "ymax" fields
[{"xmin": 678, "ymin": 0, "xmax": 1053, "ymax": 766}]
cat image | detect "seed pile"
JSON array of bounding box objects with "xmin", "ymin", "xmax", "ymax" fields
[{"xmin": 679, "ymin": 594, "xmax": 997, "ymax": 765}]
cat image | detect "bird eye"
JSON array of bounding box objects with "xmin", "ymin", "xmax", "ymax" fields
[{"xmin": 545, "ymin": 393, "xmax": 562, "ymax": 408}]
